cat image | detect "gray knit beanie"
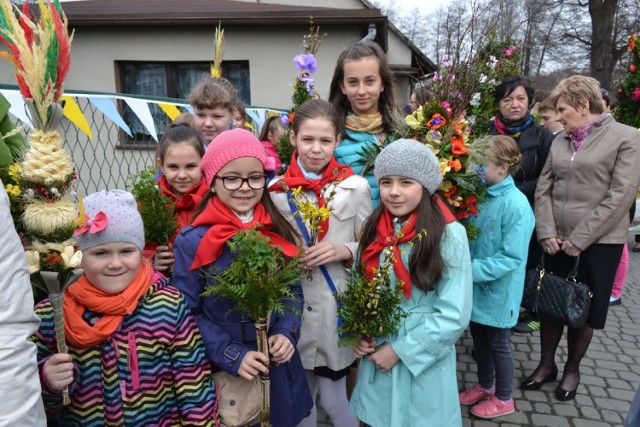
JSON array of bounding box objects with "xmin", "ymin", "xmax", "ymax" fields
[
  {"xmin": 374, "ymin": 139, "xmax": 443, "ymax": 194},
  {"xmin": 74, "ymin": 190, "xmax": 145, "ymax": 251}
]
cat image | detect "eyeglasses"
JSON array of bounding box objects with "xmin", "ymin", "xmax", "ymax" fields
[{"xmin": 215, "ymin": 175, "xmax": 267, "ymax": 190}]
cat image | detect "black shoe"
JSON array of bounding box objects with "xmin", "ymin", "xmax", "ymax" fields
[
  {"xmin": 520, "ymin": 365, "xmax": 558, "ymax": 390},
  {"xmin": 556, "ymin": 374, "xmax": 580, "ymax": 401},
  {"xmin": 609, "ymin": 297, "xmax": 622, "ymax": 306}
]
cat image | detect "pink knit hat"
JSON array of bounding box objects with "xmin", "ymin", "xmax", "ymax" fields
[{"xmin": 201, "ymin": 128, "xmax": 273, "ymax": 186}]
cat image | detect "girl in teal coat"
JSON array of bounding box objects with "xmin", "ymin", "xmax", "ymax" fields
[
  {"xmin": 328, "ymin": 41, "xmax": 401, "ymax": 207},
  {"xmin": 350, "ymin": 139, "xmax": 472, "ymax": 426},
  {"xmin": 459, "ymin": 136, "xmax": 535, "ymax": 419}
]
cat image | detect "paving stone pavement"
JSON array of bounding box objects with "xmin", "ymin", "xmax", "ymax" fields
[{"xmin": 317, "ymin": 232, "xmax": 640, "ymax": 426}]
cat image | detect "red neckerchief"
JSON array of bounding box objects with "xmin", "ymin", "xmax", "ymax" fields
[
  {"xmin": 361, "ymin": 198, "xmax": 456, "ymax": 299},
  {"xmin": 271, "ymin": 152, "xmax": 354, "ymax": 241},
  {"xmin": 189, "ymin": 196, "xmax": 299, "ymax": 270},
  {"xmin": 157, "ymin": 176, "xmax": 209, "ymax": 227}
]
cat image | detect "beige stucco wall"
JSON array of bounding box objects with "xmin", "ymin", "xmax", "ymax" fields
[
  {"xmin": 232, "ymin": 0, "xmax": 367, "ymax": 9},
  {"xmin": 2, "ymin": 24, "xmax": 394, "ymax": 109}
]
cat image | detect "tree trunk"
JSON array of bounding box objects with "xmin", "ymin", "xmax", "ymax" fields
[
  {"xmin": 589, "ymin": 0, "xmax": 619, "ymax": 89},
  {"xmin": 256, "ymin": 317, "xmax": 270, "ymax": 427}
]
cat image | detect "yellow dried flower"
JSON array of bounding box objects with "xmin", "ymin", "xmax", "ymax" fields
[
  {"xmin": 8, "ymin": 163, "xmax": 21, "ymax": 181},
  {"xmin": 5, "ymin": 184, "xmax": 21, "ymax": 197}
]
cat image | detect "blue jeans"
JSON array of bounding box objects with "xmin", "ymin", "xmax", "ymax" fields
[
  {"xmin": 625, "ymin": 384, "xmax": 640, "ymax": 426},
  {"xmin": 470, "ymin": 322, "xmax": 514, "ymax": 400}
]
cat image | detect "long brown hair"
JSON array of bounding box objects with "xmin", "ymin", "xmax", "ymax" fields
[
  {"xmin": 328, "ymin": 41, "xmax": 399, "ymax": 136},
  {"xmin": 193, "ymin": 189, "xmax": 301, "ymax": 248},
  {"xmin": 357, "ymin": 190, "xmax": 447, "ymax": 292}
]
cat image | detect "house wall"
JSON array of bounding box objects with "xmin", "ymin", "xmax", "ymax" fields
[
  {"xmin": 388, "ymin": 30, "xmax": 413, "ymax": 105},
  {"xmin": 232, "ymin": 0, "xmax": 366, "ymax": 9},
  {"xmin": 0, "ymin": 25, "xmax": 379, "ymax": 110}
]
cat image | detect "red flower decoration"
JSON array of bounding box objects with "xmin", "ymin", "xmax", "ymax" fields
[
  {"xmin": 450, "ymin": 135, "xmax": 468, "ymax": 155},
  {"xmin": 426, "ymin": 114, "xmax": 446, "ymax": 130},
  {"xmin": 632, "ymin": 88, "xmax": 640, "ymax": 102}
]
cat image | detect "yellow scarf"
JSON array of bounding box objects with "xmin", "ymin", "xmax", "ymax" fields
[{"xmin": 345, "ymin": 113, "xmax": 384, "ymax": 134}]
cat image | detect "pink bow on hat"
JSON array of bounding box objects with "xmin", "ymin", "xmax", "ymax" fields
[{"xmin": 74, "ymin": 211, "xmax": 108, "ymax": 236}]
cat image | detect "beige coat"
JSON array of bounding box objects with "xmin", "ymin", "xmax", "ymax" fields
[
  {"xmin": 270, "ymin": 175, "xmax": 372, "ymax": 371},
  {"xmin": 0, "ymin": 181, "xmax": 46, "ymax": 426},
  {"xmin": 535, "ymin": 115, "xmax": 640, "ymax": 250}
]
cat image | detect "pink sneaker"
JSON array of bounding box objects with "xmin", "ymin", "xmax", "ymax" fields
[
  {"xmin": 459, "ymin": 384, "xmax": 495, "ymax": 405},
  {"xmin": 470, "ymin": 396, "xmax": 515, "ymax": 419}
]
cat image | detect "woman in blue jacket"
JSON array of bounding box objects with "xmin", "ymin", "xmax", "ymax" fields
[
  {"xmin": 172, "ymin": 129, "xmax": 313, "ymax": 426},
  {"xmin": 459, "ymin": 136, "xmax": 535, "ymax": 419}
]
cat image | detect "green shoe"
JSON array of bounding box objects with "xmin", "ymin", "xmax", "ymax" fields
[{"xmin": 513, "ymin": 320, "xmax": 540, "ymax": 333}]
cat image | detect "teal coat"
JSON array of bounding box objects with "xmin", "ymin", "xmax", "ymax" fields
[
  {"xmin": 350, "ymin": 222, "xmax": 472, "ymax": 427},
  {"xmin": 334, "ymin": 127, "xmax": 384, "ymax": 207},
  {"xmin": 468, "ymin": 175, "xmax": 535, "ymax": 328}
]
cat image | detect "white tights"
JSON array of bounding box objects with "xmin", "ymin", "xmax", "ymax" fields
[{"xmin": 297, "ymin": 370, "xmax": 358, "ymax": 427}]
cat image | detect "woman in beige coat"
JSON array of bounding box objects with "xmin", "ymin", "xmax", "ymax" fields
[{"xmin": 523, "ymin": 75, "xmax": 640, "ymax": 401}]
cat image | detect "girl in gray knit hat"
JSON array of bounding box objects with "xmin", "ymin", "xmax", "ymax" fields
[{"xmin": 349, "ymin": 138, "xmax": 473, "ymax": 426}]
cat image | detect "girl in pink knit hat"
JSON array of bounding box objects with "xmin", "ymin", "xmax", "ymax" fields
[{"xmin": 172, "ymin": 128, "xmax": 313, "ymax": 427}]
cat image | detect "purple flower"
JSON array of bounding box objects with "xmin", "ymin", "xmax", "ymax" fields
[
  {"xmin": 489, "ymin": 55, "xmax": 498, "ymax": 69},
  {"xmin": 293, "ymin": 53, "xmax": 318, "ymax": 73},
  {"xmin": 431, "ymin": 130, "xmax": 441, "ymax": 139},
  {"xmin": 442, "ymin": 54, "xmax": 452, "ymax": 68},
  {"xmin": 298, "ymin": 71, "xmax": 316, "ymax": 96},
  {"xmin": 281, "ymin": 115, "xmax": 289, "ymax": 126}
]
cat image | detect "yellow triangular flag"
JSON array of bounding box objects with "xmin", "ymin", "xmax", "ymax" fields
[
  {"xmin": 158, "ymin": 103, "xmax": 181, "ymax": 121},
  {"xmin": 62, "ymin": 96, "xmax": 93, "ymax": 139}
]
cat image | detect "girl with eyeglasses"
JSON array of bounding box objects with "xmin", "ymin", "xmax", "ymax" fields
[{"xmin": 172, "ymin": 128, "xmax": 313, "ymax": 427}]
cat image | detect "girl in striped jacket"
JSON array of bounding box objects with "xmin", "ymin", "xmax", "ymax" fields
[{"xmin": 32, "ymin": 190, "xmax": 215, "ymax": 426}]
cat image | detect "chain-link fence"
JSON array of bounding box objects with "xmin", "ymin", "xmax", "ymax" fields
[{"xmin": 1, "ymin": 84, "xmax": 284, "ymax": 195}]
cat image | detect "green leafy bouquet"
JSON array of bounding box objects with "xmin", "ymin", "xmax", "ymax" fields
[
  {"xmin": 202, "ymin": 228, "xmax": 304, "ymax": 427},
  {"xmin": 128, "ymin": 167, "xmax": 178, "ymax": 246},
  {"xmin": 337, "ymin": 242, "xmax": 409, "ymax": 348}
]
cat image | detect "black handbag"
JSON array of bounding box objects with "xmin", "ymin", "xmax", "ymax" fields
[{"xmin": 522, "ymin": 254, "xmax": 593, "ymax": 328}]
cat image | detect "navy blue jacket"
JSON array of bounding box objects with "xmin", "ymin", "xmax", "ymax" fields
[{"xmin": 172, "ymin": 225, "xmax": 313, "ymax": 427}]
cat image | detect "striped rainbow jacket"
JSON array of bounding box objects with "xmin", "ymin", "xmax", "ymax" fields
[{"xmin": 32, "ymin": 277, "xmax": 215, "ymax": 426}]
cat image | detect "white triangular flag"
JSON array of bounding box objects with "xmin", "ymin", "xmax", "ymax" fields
[{"xmin": 124, "ymin": 98, "xmax": 158, "ymax": 141}]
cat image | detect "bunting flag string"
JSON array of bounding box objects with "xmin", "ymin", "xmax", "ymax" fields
[
  {"xmin": 158, "ymin": 102, "xmax": 181, "ymax": 121},
  {"xmin": 0, "ymin": 88, "xmax": 284, "ymax": 143},
  {"xmin": 62, "ymin": 96, "xmax": 93, "ymax": 139},
  {"xmin": 88, "ymin": 96, "xmax": 132, "ymax": 137},
  {"xmin": 124, "ymin": 98, "xmax": 158, "ymax": 141}
]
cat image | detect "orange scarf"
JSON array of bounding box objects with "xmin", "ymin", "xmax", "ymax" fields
[{"xmin": 64, "ymin": 262, "xmax": 153, "ymax": 348}]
